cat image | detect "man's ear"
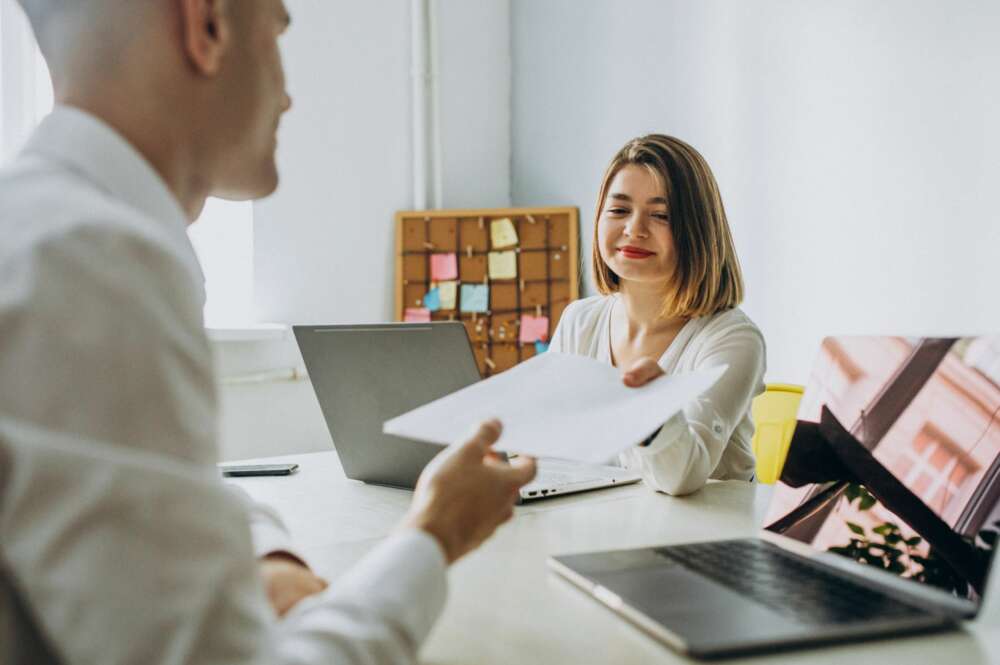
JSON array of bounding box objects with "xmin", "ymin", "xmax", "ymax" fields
[{"xmin": 178, "ymin": 0, "xmax": 231, "ymax": 76}]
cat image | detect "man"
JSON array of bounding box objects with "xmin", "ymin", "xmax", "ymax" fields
[{"xmin": 0, "ymin": 1, "xmax": 536, "ymax": 663}]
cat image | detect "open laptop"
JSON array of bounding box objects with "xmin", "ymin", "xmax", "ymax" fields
[
  {"xmin": 293, "ymin": 322, "xmax": 640, "ymax": 500},
  {"xmin": 550, "ymin": 335, "xmax": 1000, "ymax": 657}
]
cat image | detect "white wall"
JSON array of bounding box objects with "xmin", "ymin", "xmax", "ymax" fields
[
  {"xmin": 253, "ymin": 0, "xmax": 511, "ymax": 326},
  {"xmin": 511, "ymin": 0, "xmax": 1000, "ymax": 383},
  {"xmin": 220, "ymin": 1, "xmax": 512, "ymax": 460}
]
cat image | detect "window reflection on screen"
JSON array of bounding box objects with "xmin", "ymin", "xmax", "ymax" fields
[{"xmin": 766, "ymin": 336, "xmax": 1000, "ymax": 601}]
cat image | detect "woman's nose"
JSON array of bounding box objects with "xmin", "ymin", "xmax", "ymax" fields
[{"xmin": 623, "ymin": 214, "xmax": 650, "ymax": 238}]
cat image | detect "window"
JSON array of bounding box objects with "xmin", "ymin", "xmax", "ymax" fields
[{"xmin": 1, "ymin": 0, "xmax": 254, "ymax": 328}]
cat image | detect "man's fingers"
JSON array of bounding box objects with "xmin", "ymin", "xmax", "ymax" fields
[
  {"xmin": 458, "ymin": 419, "xmax": 502, "ymax": 457},
  {"xmin": 623, "ymin": 357, "xmax": 664, "ymax": 387},
  {"xmin": 498, "ymin": 455, "xmax": 537, "ymax": 488}
]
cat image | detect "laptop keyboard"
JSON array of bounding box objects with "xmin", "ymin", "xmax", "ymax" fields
[{"xmin": 656, "ymin": 539, "xmax": 928, "ymax": 625}]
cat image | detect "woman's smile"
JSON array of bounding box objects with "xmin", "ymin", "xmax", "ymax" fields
[{"xmin": 618, "ymin": 245, "xmax": 656, "ymax": 260}]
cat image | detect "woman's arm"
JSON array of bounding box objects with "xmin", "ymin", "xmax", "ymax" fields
[{"xmin": 620, "ymin": 326, "xmax": 765, "ymax": 495}]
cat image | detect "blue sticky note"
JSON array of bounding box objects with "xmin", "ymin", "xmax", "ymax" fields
[
  {"xmin": 535, "ymin": 341, "xmax": 550, "ymax": 354},
  {"xmin": 460, "ymin": 284, "xmax": 489, "ymax": 313},
  {"xmin": 424, "ymin": 287, "xmax": 441, "ymax": 312}
]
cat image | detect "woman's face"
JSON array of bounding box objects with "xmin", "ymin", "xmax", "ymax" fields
[{"xmin": 597, "ymin": 164, "xmax": 676, "ymax": 287}]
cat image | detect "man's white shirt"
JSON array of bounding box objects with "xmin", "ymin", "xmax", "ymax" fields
[{"xmin": 0, "ymin": 106, "xmax": 447, "ymax": 665}]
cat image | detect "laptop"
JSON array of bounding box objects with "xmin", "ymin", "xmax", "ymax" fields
[
  {"xmin": 549, "ymin": 335, "xmax": 1000, "ymax": 657},
  {"xmin": 293, "ymin": 322, "xmax": 640, "ymax": 500}
]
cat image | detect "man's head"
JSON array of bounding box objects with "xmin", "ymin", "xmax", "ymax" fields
[{"xmin": 18, "ymin": 0, "xmax": 292, "ymax": 217}]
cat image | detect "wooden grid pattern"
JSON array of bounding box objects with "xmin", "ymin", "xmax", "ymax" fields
[{"xmin": 395, "ymin": 206, "xmax": 580, "ymax": 377}]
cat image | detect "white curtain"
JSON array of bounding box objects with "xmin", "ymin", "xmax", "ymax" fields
[{"xmin": 0, "ymin": 0, "xmax": 255, "ymax": 327}]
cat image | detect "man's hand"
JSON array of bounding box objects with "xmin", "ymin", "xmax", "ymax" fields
[
  {"xmin": 259, "ymin": 552, "xmax": 328, "ymax": 617},
  {"xmin": 401, "ymin": 420, "xmax": 537, "ymax": 564},
  {"xmin": 622, "ymin": 356, "xmax": 665, "ymax": 388}
]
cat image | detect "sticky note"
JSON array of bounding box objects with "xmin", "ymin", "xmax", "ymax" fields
[
  {"xmin": 488, "ymin": 251, "xmax": 517, "ymax": 279},
  {"xmin": 404, "ymin": 307, "xmax": 431, "ymax": 322},
  {"xmin": 424, "ymin": 287, "xmax": 441, "ymax": 312},
  {"xmin": 460, "ymin": 284, "xmax": 489, "ymax": 313},
  {"xmin": 438, "ymin": 281, "xmax": 457, "ymax": 310},
  {"xmin": 535, "ymin": 341, "xmax": 550, "ymax": 354},
  {"xmin": 520, "ymin": 315, "xmax": 549, "ymax": 343},
  {"xmin": 490, "ymin": 218, "xmax": 518, "ymax": 248},
  {"xmin": 430, "ymin": 253, "xmax": 458, "ymax": 281}
]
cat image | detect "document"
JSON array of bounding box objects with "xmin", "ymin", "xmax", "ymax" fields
[{"xmin": 383, "ymin": 352, "xmax": 726, "ymax": 464}]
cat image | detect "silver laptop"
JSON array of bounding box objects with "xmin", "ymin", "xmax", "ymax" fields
[
  {"xmin": 550, "ymin": 335, "xmax": 1000, "ymax": 657},
  {"xmin": 293, "ymin": 322, "xmax": 639, "ymax": 500}
]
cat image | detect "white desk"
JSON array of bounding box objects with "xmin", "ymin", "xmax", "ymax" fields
[{"xmin": 229, "ymin": 451, "xmax": 1000, "ymax": 664}]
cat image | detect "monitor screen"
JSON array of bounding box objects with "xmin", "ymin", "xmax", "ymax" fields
[{"xmin": 765, "ymin": 336, "xmax": 1000, "ymax": 602}]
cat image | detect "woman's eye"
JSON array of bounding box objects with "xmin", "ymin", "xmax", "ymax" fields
[
  {"xmin": 606, "ymin": 207, "xmax": 629, "ymax": 215},
  {"xmin": 652, "ymin": 213, "xmax": 669, "ymax": 222}
]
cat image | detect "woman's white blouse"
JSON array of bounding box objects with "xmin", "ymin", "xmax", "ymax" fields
[{"xmin": 549, "ymin": 295, "xmax": 766, "ymax": 495}]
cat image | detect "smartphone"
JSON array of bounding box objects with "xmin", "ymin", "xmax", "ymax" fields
[{"xmin": 218, "ymin": 463, "xmax": 299, "ymax": 477}]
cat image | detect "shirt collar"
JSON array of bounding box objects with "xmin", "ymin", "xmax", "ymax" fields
[{"xmin": 22, "ymin": 105, "xmax": 204, "ymax": 285}]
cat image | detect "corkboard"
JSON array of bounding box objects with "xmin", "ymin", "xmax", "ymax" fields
[{"xmin": 395, "ymin": 207, "xmax": 580, "ymax": 377}]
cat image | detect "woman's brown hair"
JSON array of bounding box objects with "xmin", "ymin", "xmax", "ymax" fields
[{"xmin": 591, "ymin": 134, "xmax": 744, "ymax": 319}]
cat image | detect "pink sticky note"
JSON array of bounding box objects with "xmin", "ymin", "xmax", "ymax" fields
[
  {"xmin": 404, "ymin": 307, "xmax": 432, "ymax": 323},
  {"xmin": 430, "ymin": 253, "xmax": 458, "ymax": 281},
  {"xmin": 519, "ymin": 315, "xmax": 550, "ymax": 343}
]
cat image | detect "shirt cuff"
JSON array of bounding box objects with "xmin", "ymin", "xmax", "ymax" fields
[
  {"xmin": 638, "ymin": 410, "xmax": 688, "ymax": 457},
  {"xmin": 309, "ymin": 528, "xmax": 449, "ymax": 642}
]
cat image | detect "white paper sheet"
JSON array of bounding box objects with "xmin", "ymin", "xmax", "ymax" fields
[{"xmin": 383, "ymin": 352, "xmax": 727, "ymax": 465}]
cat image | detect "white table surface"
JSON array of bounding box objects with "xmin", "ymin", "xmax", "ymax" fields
[{"xmin": 228, "ymin": 451, "xmax": 1000, "ymax": 664}]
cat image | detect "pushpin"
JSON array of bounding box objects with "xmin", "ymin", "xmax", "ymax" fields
[
  {"xmin": 466, "ymin": 245, "xmax": 473, "ymax": 258},
  {"xmin": 526, "ymin": 214, "xmax": 536, "ymax": 224},
  {"xmin": 484, "ymin": 357, "xmax": 496, "ymax": 370},
  {"xmin": 423, "ymin": 241, "xmax": 435, "ymax": 250},
  {"xmin": 536, "ymin": 304, "xmax": 542, "ymax": 318}
]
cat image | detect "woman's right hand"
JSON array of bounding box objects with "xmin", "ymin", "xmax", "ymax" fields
[{"xmin": 622, "ymin": 356, "xmax": 665, "ymax": 388}]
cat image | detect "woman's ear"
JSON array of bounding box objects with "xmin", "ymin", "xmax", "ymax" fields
[{"xmin": 178, "ymin": 0, "xmax": 232, "ymax": 76}]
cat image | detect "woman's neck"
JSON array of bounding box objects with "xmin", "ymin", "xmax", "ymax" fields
[{"xmin": 617, "ymin": 281, "xmax": 687, "ymax": 339}]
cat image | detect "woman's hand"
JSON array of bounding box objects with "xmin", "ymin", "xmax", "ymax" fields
[{"xmin": 622, "ymin": 356, "xmax": 665, "ymax": 388}]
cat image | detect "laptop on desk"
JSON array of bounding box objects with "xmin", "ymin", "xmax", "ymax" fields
[
  {"xmin": 550, "ymin": 335, "xmax": 1000, "ymax": 658},
  {"xmin": 293, "ymin": 322, "xmax": 640, "ymax": 500}
]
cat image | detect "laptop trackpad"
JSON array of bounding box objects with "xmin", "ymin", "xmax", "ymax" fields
[{"xmin": 592, "ymin": 566, "xmax": 804, "ymax": 647}]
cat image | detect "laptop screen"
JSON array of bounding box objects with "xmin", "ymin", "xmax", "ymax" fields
[{"xmin": 764, "ymin": 336, "xmax": 1000, "ymax": 604}]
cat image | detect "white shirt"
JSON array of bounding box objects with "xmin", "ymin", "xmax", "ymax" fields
[
  {"xmin": 0, "ymin": 106, "xmax": 447, "ymax": 665},
  {"xmin": 549, "ymin": 295, "xmax": 767, "ymax": 495}
]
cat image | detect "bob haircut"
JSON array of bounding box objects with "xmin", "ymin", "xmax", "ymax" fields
[{"xmin": 591, "ymin": 134, "xmax": 744, "ymax": 319}]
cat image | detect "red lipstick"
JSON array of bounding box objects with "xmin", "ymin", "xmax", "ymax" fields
[{"xmin": 618, "ymin": 245, "xmax": 655, "ymax": 259}]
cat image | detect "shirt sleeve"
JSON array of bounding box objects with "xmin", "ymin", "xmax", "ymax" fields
[
  {"xmin": 0, "ymin": 419, "xmax": 447, "ymax": 665},
  {"xmin": 619, "ymin": 324, "xmax": 766, "ymax": 496},
  {"xmin": 547, "ymin": 300, "xmax": 576, "ymax": 354},
  {"xmin": 0, "ymin": 220, "xmax": 448, "ymax": 665}
]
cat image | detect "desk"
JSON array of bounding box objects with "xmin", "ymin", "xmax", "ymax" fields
[{"xmin": 229, "ymin": 451, "xmax": 1000, "ymax": 664}]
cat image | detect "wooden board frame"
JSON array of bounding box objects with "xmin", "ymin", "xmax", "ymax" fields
[{"xmin": 395, "ymin": 206, "xmax": 580, "ymax": 377}]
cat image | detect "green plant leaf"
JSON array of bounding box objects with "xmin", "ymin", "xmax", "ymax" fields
[
  {"xmin": 847, "ymin": 522, "xmax": 865, "ymax": 535},
  {"xmin": 859, "ymin": 495, "xmax": 877, "ymax": 510}
]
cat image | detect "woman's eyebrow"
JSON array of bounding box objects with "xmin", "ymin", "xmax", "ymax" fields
[
  {"xmin": 647, "ymin": 196, "xmax": 668, "ymax": 205},
  {"xmin": 608, "ymin": 193, "xmax": 631, "ymax": 202}
]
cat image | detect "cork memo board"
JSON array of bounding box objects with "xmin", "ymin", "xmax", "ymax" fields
[{"xmin": 395, "ymin": 207, "xmax": 580, "ymax": 377}]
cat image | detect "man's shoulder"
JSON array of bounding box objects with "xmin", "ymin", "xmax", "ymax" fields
[
  {"xmin": 0, "ymin": 156, "xmax": 196, "ymax": 297},
  {"xmin": 1, "ymin": 155, "xmax": 163, "ymax": 257}
]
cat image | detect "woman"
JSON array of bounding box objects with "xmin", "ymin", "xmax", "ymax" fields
[{"xmin": 549, "ymin": 134, "xmax": 765, "ymax": 495}]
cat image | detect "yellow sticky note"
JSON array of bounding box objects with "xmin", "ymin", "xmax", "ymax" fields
[
  {"xmin": 490, "ymin": 218, "xmax": 518, "ymax": 248},
  {"xmin": 488, "ymin": 251, "xmax": 517, "ymax": 279},
  {"xmin": 438, "ymin": 281, "xmax": 457, "ymax": 310}
]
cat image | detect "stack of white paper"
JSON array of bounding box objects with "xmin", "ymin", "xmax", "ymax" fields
[{"xmin": 383, "ymin": 352, "xmax": 726, "ymax": 464}]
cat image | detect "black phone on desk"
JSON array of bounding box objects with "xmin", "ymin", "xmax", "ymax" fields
[{"xmin": 219, "ymin": 463, "xmax": 299, "ymax": 477}]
